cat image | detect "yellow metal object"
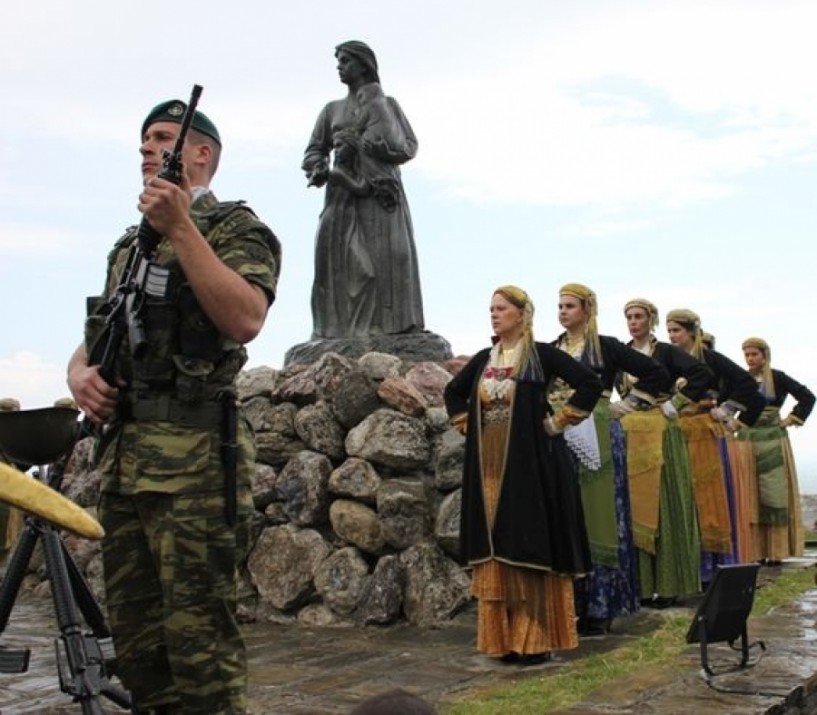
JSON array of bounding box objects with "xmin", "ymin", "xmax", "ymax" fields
[{"xmin": 0, "ymin": 462, "xmax": 104, "ymax": 540}]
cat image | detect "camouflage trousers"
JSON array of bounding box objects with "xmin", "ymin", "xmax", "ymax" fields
[{"xmin": 99, "ymin": 490, "xmax": 252, "ymax": 714}]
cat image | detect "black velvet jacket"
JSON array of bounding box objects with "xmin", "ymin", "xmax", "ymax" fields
[
  {"xmin": 555, "ymin": 333, "xmax": 669, "ymax": 399},
  {"xmin": 763, "ymin": 370, "xmax": 815, "ymax": 422},
  {"xmin": 444, "ymin": 343, "xmax": 602, "ymax": 574},
  {"xmin": 617, "ymin": 339, "xmax": 714, "ymax": 402},
  {"xmin": 701, "ymin": 349, "xmax": 765, "ymax": 426}
]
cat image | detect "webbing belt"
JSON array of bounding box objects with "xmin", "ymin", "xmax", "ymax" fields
[{"xmin": 121, "ymin": 394, "xmax": 223, "ymax": 428}]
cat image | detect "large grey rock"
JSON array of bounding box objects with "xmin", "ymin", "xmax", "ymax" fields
[
  {"xmin": 274, "ymin": 352, "xmax": 354, "ymax": 406},
  {"xmin": 243, "ymin": 395, "xmax": 275, "ymax": 432},
  {"xmin": 433, "ymin": 428, "xmax": 465, "ymax": 491},
  {"xmin": 357, "ymin": 352, "xmax": 402, "ymax": 381},
  {"xmin": 358, "ymin": 554, "xmax": 405, "ymax": 625},
  {"xmin": 327, "ymin": 458, "xmax": 381, "ymax": 504},
  {"xmin": 237, "ymin": 365, "xmax": 279, "ymax": 401},
  {"xmin": 251, "ymin": 462, "xmax": 278, "ymax": 511},
  {"xmin": 377, "ymin": 377, "xmax": 427, "ymax": 418},
  {"xmin": 425, "ymin": 406, "xmax": 452, "ymax": 435},
  {"xmin": 294, "ymin": 401, "xmax": 346, "ymax": 461},
  {"xmin": 400, "ymin": 541, "xmax": 471, "ymax": 626},
  {"xmin": 404, "ymin": 361, "xmax": 453, "ymax": 408},
  {"xmin": 329, "ymin": 499, "xmax": 385, "ymax": 554},
  {"xmin": 314, "ymin": 546, "xmax": 371, "ymax": 617},
  {"xmin": 247, "ymin": 524, "xmax": 330, "ymax": 611},
  {"xmin": 377, "ymin": 479, "xmax": 429, "ymax": 549},
  {"xmin": 345, "ymin": 409, "xmax": 430, "ymax": 470},
  {"xmin": 331, "ymin": 369, "xmax": 382, "ymax": 429},
  {"xmin": 276, "ymin": 450, "xmax": 332, "ymax": 526},
  {"xmin": 254, "ymin": 402, "xmax": 305, "ymax": 466}
]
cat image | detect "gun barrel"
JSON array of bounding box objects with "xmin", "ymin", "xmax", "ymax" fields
[{"xmin": 171, "ymin": 84, "xmax": 203, "ymax": 157}]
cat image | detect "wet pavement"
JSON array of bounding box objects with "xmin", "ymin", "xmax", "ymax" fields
[{"xmin": 1, "ymin": 560, "xmax": 816, "ymax": 714}]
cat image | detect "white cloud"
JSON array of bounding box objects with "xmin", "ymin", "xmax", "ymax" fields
[
  {"xmin": 0, "ymin": 224, "xmax": 76, "ymax": 258},
  {"xmin": 0, "ymin": 351, "xmax": 68, "ymax": 409}
]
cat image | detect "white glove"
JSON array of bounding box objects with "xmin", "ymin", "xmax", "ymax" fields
[
  {"xmin": 780, "ymin": 414, "xmax": 800, "ymax": 429},
  {"xmin": 661, "ymin": 401, "xmax": 679, "ymax": 420},
  {"xmin": 725, "ymin": 417, "xmax": 742, "ymax": 432},
  {"xmin": 710, "ymin": 405, "xmax": 731, "ymax": 422},
  {"xmin": 609, "ymin": 400, "xmax": 635, "ymax": 420},
  {"xmin": 543, "ymin": 415, "xmax": 564, "ymax": 436}
]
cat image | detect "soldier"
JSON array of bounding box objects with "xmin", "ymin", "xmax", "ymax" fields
[
  {"xmin": 0, "ymin": 397, "xmax": 24, "ymax": 564},
  {"xmin": 66, "ymin": 98, "xmax": 281, "ymax": 714}
]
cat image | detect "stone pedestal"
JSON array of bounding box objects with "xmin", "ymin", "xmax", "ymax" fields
[{"xmin": 284, "ymin": 331, "xmax": 453, "ymax": 367}]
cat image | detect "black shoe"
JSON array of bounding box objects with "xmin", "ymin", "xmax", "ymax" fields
[
  {"xmin": 518, "ymin": 652, "xmax": 552, "ymax": 666},
  {"xmin": 643, "ymin": 596, "xmax": 677, "ymax": 609},
  {"xmin": 498, "ymin": 652, "xmax": 520, "ymax": 663},
  {"xmin": 578, "ymin": 617, "xmax": 611, "ymax": 636}
]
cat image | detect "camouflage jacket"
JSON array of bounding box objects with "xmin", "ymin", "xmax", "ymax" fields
[{"xmin": 87, "ymin": 191, "xmax": 281, "ymax": 494}]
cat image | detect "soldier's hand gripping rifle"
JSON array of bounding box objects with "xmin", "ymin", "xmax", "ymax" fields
[{"xmin": 89, "ymin": 84, "xmax": 204, "ymax": 383}]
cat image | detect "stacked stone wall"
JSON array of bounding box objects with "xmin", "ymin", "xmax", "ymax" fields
[{"xmin": 29, "ymin": 351, "xmax": 473, "ymax": 628}]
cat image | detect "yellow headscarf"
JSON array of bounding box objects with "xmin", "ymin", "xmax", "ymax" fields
[
  {"xmin": 742, "ymin": 336, "xmax": 775, "ymax": 399},
  {"xmin": 623, "ymin": 297, "xmax": 659, "ymax": 331},
  {"xmin": 665, "ymin": 308, "xmax": 705, "ymax": 359},
  {"xmin": 560, "ymin": 282, "xmax": 603, "ymax": 366},
  {"xmin": 493, "ymin": 285, "xmax": 543, "ymax": 382}
]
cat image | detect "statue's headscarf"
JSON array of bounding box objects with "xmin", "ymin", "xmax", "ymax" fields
[
  {"xmin": 493, "ymin": 285, "xmax": 543, "ymax": 383},
  {"xmin": 560, "ymin": 282, "xmax": 603, "ymax": 366},
  {"xmin": 665, "ymin": 308, "xmax": 705, "ymax": 359},
  {"xmin": 623, "ymin": 297, "xmax": 659, "ymax": 331},
  {"xmin": 335, "ymin": 40, "xmax": 380, "ymax": 84},
  {"xmin": 742, "ymin": 336, "xmax": 775, "ymax": 399}
]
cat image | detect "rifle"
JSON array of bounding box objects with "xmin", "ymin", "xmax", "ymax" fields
[{"xmin": 90, "ymin": 84, "xmax": 204, "ymax": 378}]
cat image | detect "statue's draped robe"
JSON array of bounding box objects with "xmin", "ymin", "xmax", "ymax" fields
[{"xmin": 303, "ymin": 85, "xmax": 424, "ymax": 339}]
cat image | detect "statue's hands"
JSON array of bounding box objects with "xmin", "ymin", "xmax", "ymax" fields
[
  {"xmin": 306, "ymin": 162, "xmax": 329, "ymax": 188},
  {"xmin": 361, "ymin": 136, "xmax": 388, "ymax": 158}
]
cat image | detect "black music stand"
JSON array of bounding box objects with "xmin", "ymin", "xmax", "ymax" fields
[
  {"xmin": 0, "ymin": 407, "xmax": 130, "ymax": 713},
  {"xmin": 686, "ymin": 563, "xmax": 766, "ymax": 676}
]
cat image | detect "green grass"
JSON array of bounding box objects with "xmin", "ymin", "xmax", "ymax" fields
[{"xmin": 440, "ymin": 565, "xmax": 816, "ymax": 715}]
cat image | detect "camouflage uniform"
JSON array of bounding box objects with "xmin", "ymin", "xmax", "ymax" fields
[{"xmin": 86, "ymin": 192, "xmax": 280, "ymax": 714}]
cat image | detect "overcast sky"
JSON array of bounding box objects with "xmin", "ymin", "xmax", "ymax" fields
[{"xmin": 2, "ymin": 1, "xmax": 816, "ymax": 489}]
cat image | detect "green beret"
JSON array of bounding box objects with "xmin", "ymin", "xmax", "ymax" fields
[{"xmin": 141, "ymin": 99, "xmax": 221, "ymax": 147}]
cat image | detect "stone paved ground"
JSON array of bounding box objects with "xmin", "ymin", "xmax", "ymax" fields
[{"xmin": 1, "ymin": 560, "xmax": 816, "ymax": 714}]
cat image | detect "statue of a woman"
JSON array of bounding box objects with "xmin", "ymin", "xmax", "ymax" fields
[{"xmin": 302, "ymin": 41, "xmax": 425, "ymax": 339}]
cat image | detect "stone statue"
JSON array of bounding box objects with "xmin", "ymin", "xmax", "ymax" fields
[{"xmin": 302, "ymin": 40, "xmax": 425, "ymax": 340}]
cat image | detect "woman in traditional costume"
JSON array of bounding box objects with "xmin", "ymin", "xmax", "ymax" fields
[
  {"xmin": 617, "ymin": 299, "xmax": 713, "ymax": 606},
  {"xmin": 665, "ymin": 310, "xmax": 764, "ymax": 581},
  {"xmin": 737, "ymin": 337, "xmax": 814, "ymax": 563},
  {"xmin": 551, "ymin": 284, "xmax": 668, "ymax": 635},
  {"xmin": 444, "ymin": 285, "xmax": 601, "ymax": 663}
]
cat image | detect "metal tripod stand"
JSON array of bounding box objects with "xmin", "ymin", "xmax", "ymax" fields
[{"xmin": 0, "ymin": 407, "xmax": 131, "ymax": 713}]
